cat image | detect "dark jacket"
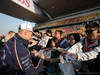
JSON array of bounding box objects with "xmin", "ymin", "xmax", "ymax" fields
[{"xmin": 4, "ymin": 33, "xmax": 44, "ymax": 75}]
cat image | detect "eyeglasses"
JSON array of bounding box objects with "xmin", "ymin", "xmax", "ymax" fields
[
  {"xmin": 85, "ymin": 30, "xmax": 95, "ymax": 33},
  {"xmin": 67, "ymin": 38, "xmax": 75, "ymax": 40}
]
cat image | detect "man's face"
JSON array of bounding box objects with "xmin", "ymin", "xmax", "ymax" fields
[
  {"xmin": 67, "ymin": 35, "xmax": 75, "ymax": 46},
  {"xmin": 24, "ymin": 30, "xmax": 33, "ymax": 40},
  {"xmin": 54, "ymin": 32, "xmax": 61, "ymax": 39},
  {"xmin": 85, "ymin": 28, "xmax": 98, "ymax": 40}
]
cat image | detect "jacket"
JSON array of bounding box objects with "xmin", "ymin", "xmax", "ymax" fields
[
  {"xmin": 4, "ymin": 33, "xmax": 44, "ymax": 75},
  {"xmin": 67, "ymin": 37, "xmax": 100, "ymax": 61}
]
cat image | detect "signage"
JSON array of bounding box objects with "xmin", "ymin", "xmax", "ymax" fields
[
  {"xmin": 38, "ymin": 35, "xmax": 50, "ymax": 47},
  {"xmin": 18, "ymin": 0, "xmax": 32, "ymax": 7},
  {"xmin": 11, "ymin": 0, "xmax": 42, "ymax": 15}
]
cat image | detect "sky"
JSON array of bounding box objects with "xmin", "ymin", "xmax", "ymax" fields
[{"xmin": 0, "ymin": 13, "xmax": 36, "ymax": 35}]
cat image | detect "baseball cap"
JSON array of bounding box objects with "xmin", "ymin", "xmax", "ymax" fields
[
  {"xmin": 19, "ymin": 22, "xmax": 33, "ymax": 32},
  {"xmin": 85, "ymin": 22, "xmax": 99, "ymax": 29}
]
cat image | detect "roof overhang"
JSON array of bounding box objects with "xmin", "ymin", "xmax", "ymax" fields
[
  {"xmin": 0, "ymin": 0, "xmax": 48, "ymax": 23},
  {"xmin": 0, "ymin": 0, "xmax": 100, "ymax": 23}
]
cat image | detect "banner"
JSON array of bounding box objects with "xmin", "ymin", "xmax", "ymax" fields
[
  {"xmin": 11, "ymin": 0, "xmax": 43, "ymax": 15},
  {"xmin": 36, "ymin": 13, "xmax": 100, "ymax": 29}
]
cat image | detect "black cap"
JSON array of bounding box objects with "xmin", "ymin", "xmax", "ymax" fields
[{"xmin": 85, "ymin": 22, "xmax": 99, "ymax": 29}]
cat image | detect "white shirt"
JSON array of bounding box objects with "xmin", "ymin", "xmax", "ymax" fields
[{"xmin": 67, "ymin": 38, "xmax": 100, "ymax": 61}]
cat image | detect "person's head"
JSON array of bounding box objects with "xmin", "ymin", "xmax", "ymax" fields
[
  {"xmin": 5, "ymin": 31, "xmax": 15, "ymax": 41},
  {"xmin": 46, "ymin": 29, "xmax": 52, "ymax": 37},
  {"xmin": 33, "ymin": 30, "xmax": 39, "ymax": 36},
  {"xmin": 54, "ymin": 30, "xmax": 63, "ymax": 40},
  {"xmin": 38, "ymin": 32, "xmax": 42, "ymax": 38},
  {"xmin": 85, "ymin": 22, "xmax": 99, "ymax": 40},
  {"xmin": 18, "ymin": 22, "xmax": 33, "ymax": 40},
  {"xmin": 67, "ymin": 33, "xmax": 80, "ymax": 46},
  {"xmin": 46, "ymin": 37, "xmax": 58, "ymax": 48}
]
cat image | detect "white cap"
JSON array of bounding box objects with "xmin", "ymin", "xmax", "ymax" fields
[{"xmin": 19, "ymin": 22, "xmax": 33, "ymax": 32}]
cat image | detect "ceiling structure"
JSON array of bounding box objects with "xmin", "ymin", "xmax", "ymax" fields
[
  {"xmin": 0, "ymin": 0, "xmax": 100, "ymax": 23},
  {"xmin": 35, "ymin": 0, "xmax": 100, "ymax": 19},
  {"xmin": 0, "ymin": 0, "xmax": 48, "ymax": 23}
]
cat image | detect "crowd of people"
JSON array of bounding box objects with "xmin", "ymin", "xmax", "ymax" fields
[{"xmin": 0, "ymin": 22, "xmax": 100, "ymax": 75}]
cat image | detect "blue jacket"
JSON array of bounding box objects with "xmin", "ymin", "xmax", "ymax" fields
[{"xmin": 4, "ymin": 34, "xmax": 44, "ymax": 75}]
